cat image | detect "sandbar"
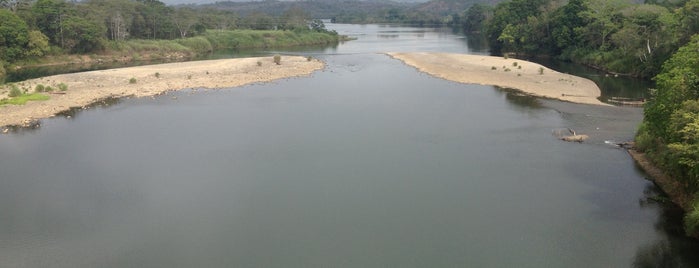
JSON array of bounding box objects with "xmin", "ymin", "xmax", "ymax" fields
[
  {"xmin": 388, "ymin": 52, "xmax": 606, "ymax": 105},
  {"xmin": 1, "ymin": 56, "xmax": 323, "ymax": 128}
]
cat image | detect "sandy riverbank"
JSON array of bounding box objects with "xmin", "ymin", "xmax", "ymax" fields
[
  {"xmin": 0, "ymin": 56, "xmax": 323, "ymax": 128},
  {"xmin": 388, "ymin": 52, "xmax": 606, "ymax": 105}
]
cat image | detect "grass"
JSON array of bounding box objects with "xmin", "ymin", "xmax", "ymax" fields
[{"xmin": 0, "ymin": 93, "xmax": 50, "ymax": 105}]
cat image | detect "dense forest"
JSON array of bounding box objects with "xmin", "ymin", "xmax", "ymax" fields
[
  {"xmin": 200, "ymin": 0, "xmax": 500, "ymax": 26},
  {"xmin": 0, "ymin": 0, "xmax": 342, "ymax": 82}
]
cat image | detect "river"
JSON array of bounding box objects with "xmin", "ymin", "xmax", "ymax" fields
[{"xmin": 0, "ymin": 24, "xmax": 697, "ymax": 267}]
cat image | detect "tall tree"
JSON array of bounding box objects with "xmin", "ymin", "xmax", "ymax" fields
[{"xmin": 0, "ymin": 8, "xmax": 29, "ymax": 61}]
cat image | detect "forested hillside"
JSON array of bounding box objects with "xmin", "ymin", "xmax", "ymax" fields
[
  {"xmin": 0, "ymin": 0, "xmax": 341, "ymax": 83},
  {"xmin": 201, "ymin": 0, "xmax": 501, "ymax": 25}
]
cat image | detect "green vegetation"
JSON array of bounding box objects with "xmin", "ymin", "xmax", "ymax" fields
[
  {"xmin": 8, "ymin": 85, "xmax": 21, "ymax": 97},
  {"xmin": 0, "ymin": 0, "xmax": 343, "ymax": 83},
  {"xmin": 35, "ymin": 84, "xmax": 45, "ymax": 93},
  {"xmin": 58, "ymin": 83, "xmax": 68, "ymax": 91},
  {"xmin": 129, "ymin": 77, "xmax": 137, "ymax": 84},
  {"xmin": 636, "ymin": 34, "xmax": 699, "ymax": 237},
  {"xmin": 469, "ymin": 0, "xmax": 699, "ymax": 79},
  {"xmin": 0, "ymin": 93, "xmax": 49, "ymax": 106}
]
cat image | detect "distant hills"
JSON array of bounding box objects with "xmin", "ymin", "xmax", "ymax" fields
[{"xmin": 193, "ymin": 0, "xmax": 502, "ymax": 24}]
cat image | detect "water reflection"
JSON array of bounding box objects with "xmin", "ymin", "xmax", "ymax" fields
[{"xmin": 634, "ymin": 183, "xmax": 699, "ymax": 267}]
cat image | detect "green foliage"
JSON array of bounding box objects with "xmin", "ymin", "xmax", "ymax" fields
[
  {"xmin": 273, "ymin": 54, "xmax": 281, "ymax": 65},
  {"xmin": 0, "ymin": 64, "xmax": 5, "ymax": 84},
  {"xmin": 0, "ymin": 9, "xmax": 30, "ymax": 62},
  {"xmin": 8, "ymin": 85, "xmax": 22, "ymax": 97},
  {"xmin": 44, "ymin": 86, "xmax": 53, "ymax": 92},
  {"xmin": 0, "ymin": 93, "xmax": 50, "ymax": 106},
  {"xmin": 129, "ymin": 77, "xmax": 137, "ymax": 84},
  {"xmin": 58, "ymin": 83, "xmax": 68, "ymax": 91},
  {"xmin": 685, "ymin": 198, "xmax": 699, "ymax": 235},
  {"xmin": 477, "ymin": 0, "xmax": 689, "ymax": 78},
  {"xmin": 35, "ymin": 84, "xmax": 45, "ymax": 93},
  {"xmin": 176, "ymin": 37, "xmax": 213, "ymax": 53},
  {"xmin": 155, "ymin": 72, "xmax": 161, "ymax": 78},
  {"xmin": 645, "ymin": 34, "xmax": 699, "ymax": 140},
  {"xmin": 538, "ymin": 67, "xmax": 544, "ymax": 75},
  {"xmin": 635, "ymin": 122, "xmax": 654, "ymax": 152},
  {"xmin": 61, "ymin": 16, "xmax": 107, "ymax": 53}
]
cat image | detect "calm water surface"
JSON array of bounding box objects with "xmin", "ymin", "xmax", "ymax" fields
[{"xmin": 1, "ymin": 24, "xmax": 697, "ymax": 267}]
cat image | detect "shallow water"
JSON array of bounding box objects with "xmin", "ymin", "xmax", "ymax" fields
[{"xmin": 0, "ymin": 24, "xmax": 697, "ymax": 267}]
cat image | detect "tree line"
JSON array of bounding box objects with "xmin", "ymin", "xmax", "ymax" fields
[
  {"xmin": 464, "ymin": 0, "xmax": 699, "ymax": 79},
  {"xmin": 0, "ymin": 0, "xmax": 335, "ymax": 67}
]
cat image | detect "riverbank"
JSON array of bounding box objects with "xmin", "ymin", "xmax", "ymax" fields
[
  {"xmin": 0, "ymin": 56, "xmax": 323, "ymax": 129},
  {"xmin": 388, "ymin": 52, "xmax": 607, "ymax": 105}
]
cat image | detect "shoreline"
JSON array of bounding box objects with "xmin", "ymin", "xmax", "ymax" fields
[
  {"xmin": 628, "ymin": 148, "xmax": 692, "ymax": 211},
  {"xmin": 388, "ymin": 52, "xmax": 607, "ymax": 106},
  {"xmin": 0, "ymin": 56, "xmax": 323, "ymax": 129}
]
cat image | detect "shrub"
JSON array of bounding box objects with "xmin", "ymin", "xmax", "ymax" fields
[
  {"xmin": 155, "ymin": 72, "xmax": 160, "ymax": 78},
  {"xmin": 129, "ymin": 77, "xmax": 137, "ymax": 84},
  {"xmin": 685, "ymin": 199, "xmax": 699, "ymax": 236},
  {"xmin": 503, "ymin": 54, "xmax": 509, "ymax": 59},
  {"xmin": 257, "ymin": 61, "xmax": 262, "ymax": 67},
  {"xmin": 8, "ymin": 85, "xmax": 22, "ymax": 97},
  {"xmin": 187, "ymin": 75, "xmax": 192, "ymax": 80},
  {"xmin": 273, "ymin": 54, "xmax": 281, "ymax": 65},
  {"xmin": 512, "ymin": 62, "xmax": 518, "ymax": 67},
  {"xmin": 518, "ymin": 66, "xmax": 522, "ymax": 69},
  {"xmin": 307, "ymin": 56, "xmax": 313, "ymax": 61},
  {"xmin": 35, "ymin": 84, "xmax": 45, "ymax": 92},
  {"xmin": 491, "ymin": 66, "xmax": 497, "ymax": 70},
  {"xmin": 635, "ymin": 123, "xmax": 654, "ymax": 152},
  {"xmin": 45, "ymin": 86, "xmax": 54, "ymax": 92},
  {"xmin": 58, "ymin": 83, "xmax": 68, "ymax": 91},
  {"xmin": 538, "ymin": 67, "xmax": 545, "ymax": 75}
]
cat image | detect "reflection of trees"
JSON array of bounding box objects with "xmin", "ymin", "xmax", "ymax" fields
[
  {"xmin": 493, "ymin": 86, "xmax": 542, "ymax": 110},
  {"xmin": 633, "ymin": 184, "xmax": 699, "ymax": 267}
]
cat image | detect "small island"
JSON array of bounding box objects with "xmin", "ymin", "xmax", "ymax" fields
[{"xmin": 388, "ymin": 52, "xmax": 606, "ymax": 106}]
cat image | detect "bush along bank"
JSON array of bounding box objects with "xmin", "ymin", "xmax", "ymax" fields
[{"xmin": 7, "ymin": 29, "xmax": 344, "ymax": 74}]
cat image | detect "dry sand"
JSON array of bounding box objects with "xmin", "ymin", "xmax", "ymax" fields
[
  {"xmin": 1, "ymin": 56, "xmax": 323, "ymax": 128},
  {"xmin": 388, "ymin": 52, "xmax": 607, "ymax": 105}
]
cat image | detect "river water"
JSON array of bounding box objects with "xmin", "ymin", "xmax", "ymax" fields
[{"xmin": 1, "ymin": 24, "xmax": 697, "ymax": 267}]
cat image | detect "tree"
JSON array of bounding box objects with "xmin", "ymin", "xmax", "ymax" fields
[
  {"xmin": 60, "ymin": 15, "xmax": 106, "ymax": 53},
  {"xmin": 645, "ymin": 34, "xmax": 699, "ymax": 140},
  {"xmin": 462, "ymin": 3, "xmax": 493, "ymax": 33},
  {"xmin": 173, "ymin": 7, "xmax": 198, "ymax": 38},
  {"xmin": 0, "ymin": 9, "xmax": 29, "ymax": 62},
  {"xmin": 26, "ymin": 30, "xmax": 50, "ymax": 57},
  {"xmin": 32, "ymin": 0, "xmax": 67, "ymax": 47}
]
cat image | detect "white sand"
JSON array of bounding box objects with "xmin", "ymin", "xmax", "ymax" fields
[
  {"xmin": 388, "ymin": 52, "xmax": 606, "ymax": 105},
  {"xmin": 1, "ymin": 56, "xmax": 323, "ymax": 128}
]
